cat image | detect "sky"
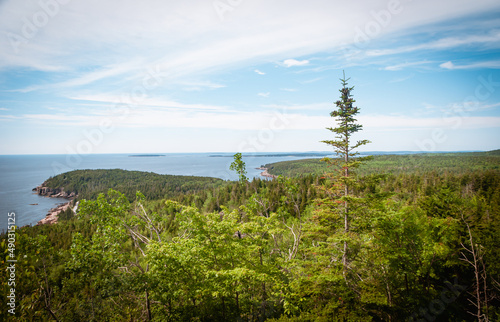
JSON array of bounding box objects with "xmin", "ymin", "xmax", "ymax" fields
[{"xmin": 0, "ymin": 0, "xmax": 499, "ymax": 154}]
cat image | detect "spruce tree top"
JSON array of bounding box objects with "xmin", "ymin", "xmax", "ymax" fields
[{"xmin": 322, "ymin": 72, "xmax": 370, "ymax": 161}]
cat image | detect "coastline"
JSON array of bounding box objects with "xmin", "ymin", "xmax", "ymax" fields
[
  {"xmin": 257, "ymin": 167, "xmax": 277, "ymax": 179},
  {"xmin": 33, "ymin": 184, "xmax": 77, "ymax": 225},
  {"xmin": 30, "ymin": 164, "xmax": 278, "ymax": 225},
  {"xmin": 37, "ymin": 201, "xmax": 72, "ymax": 225}
]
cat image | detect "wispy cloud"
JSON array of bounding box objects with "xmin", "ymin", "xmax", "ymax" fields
[
  {"xmin": 12, "ymin": 61, "xmax": 144, "ymax": 93},
  {"xmin": 359, "ymin": 115, "xmax": 500, "ymax": 130},
  {"xmin": 282, "ymin": 59, "xmax": 309, "ymax": 67},
  {"xmin": 384, "ymin": 61, "xmax": 433, "ymax": 71},
  {"xmin": 418, "ymin": 101, "xmax": 500, "ymax": 116},
  {"xmin": 1, "ymin": 1, "xmax": 499, "ymax": 91},
  {"xmin": 444, "ymin": 101, "xmax": 500, "ymax": 113},
  {"xmin": 1, "ymin": 0, "xmax": 500, "ymax": 153},
  {"xmin": 176, "ymin": 80, "xmax": 226, "ymax": 91},
  {"xmin": 367, "ymin": 31, "xmax": 500, "ymax": 57},
  {"xmin": 0, "ymin": 115, "xmax": 17, "ymax": 121},
  {"xmin": 439, "ymin": 60, "xmax": 500, "ymax": 70},
  {"xmin": 18, "ymin": 108, "xmax": 499, "ymax": 131},
  {"xmin": 69, "ymin": 93, "xmax": 229, "ymax": 111},
  {"xmin": 263, "ymin": 103, "xmax": 330, "ymax": 111}
]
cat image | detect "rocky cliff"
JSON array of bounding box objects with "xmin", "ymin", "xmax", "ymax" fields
[
  {"xmin": 33, "ymin": 184, "xmax": 78, "ymax": 225},
  {"xmin": 32, "ymin": 185, "xmax": 77, "ymax": 199}
]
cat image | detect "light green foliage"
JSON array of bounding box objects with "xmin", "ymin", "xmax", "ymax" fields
[
  {"xmin": 230, "ymin": 152, "xmax": 248, "ymax": 183},
  {"xmin": 147, "ymin": 202, "xmax": 287, "ymax": 320}
]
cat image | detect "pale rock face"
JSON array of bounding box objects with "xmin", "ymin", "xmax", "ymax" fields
[{"xmin": 32, "ymin": 184, "xmax": 77, "ymax": 225}]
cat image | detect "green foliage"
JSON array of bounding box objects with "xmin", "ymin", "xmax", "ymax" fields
[
  {"xmin": 304, "ymin": 73, "xmax": 371, "ymax": 306},
  {"xmin": 43, "ymin": 168, "xmax": 224, "ymax": 201},
  {"xmin": 230, "ymin": 152, "xmax": 249, "ymax": 183},
  {"xmin": 3, "ymin": 147, "xmax": 500, "ymax": 320},
  {"xmin": 265, "ymin": 151, "xmax": 500, "ymax": 177},
  {"xmin": 321, "ymin": 72, "xmax": 370, "ymax": 161}
]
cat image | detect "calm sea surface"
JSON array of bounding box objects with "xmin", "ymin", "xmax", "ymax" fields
[{"xmin": 0, "ymin": 153, "xmax": 324, "ymax": 231}]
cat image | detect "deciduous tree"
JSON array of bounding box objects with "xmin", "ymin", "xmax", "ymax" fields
[{"xmin": 230, "ymin": 152, "xmax": 248, "ymax": 183}]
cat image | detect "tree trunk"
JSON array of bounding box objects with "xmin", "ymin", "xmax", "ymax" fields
[{"xmin": 343, "ymin": 142, "xmax": 349, "ymax": 278}]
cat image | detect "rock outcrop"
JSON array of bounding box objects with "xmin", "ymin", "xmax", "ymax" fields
[
  {"xmin": 32, "ymin": 185, "xmax": 76, "ymax": 199},
  {"xmin": 258, "ymin": 168, "xmax": 277, "ymax": 179},
  {"xmin": 37, "ymin": 202, "xmax": 72, "ymax": 225},
  {"xmin": 33, "ymin": 184, "xmax": 77, "ymax": 225}
]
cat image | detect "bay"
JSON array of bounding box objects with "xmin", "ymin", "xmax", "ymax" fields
[{"xmin": 0, "ymin": 152, "xmax": 328, "ymax": 231}]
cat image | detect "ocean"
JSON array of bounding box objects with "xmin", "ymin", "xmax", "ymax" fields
[{"xmin": 0, "ymin": 153, "xmax": 330, "ymax": 231}]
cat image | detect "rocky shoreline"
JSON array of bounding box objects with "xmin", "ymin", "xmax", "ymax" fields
[
  {"xmin": 32, "ymin": 185, "xmax": 77, "ymax": 199},
  {"xmin": 37, "ymin": 202, "xmax": 72, "ymax": 225},
  {"xmin": 32, "ymin": 185, "xmax": 77, "ymax": 225},
  {"xmin": 257, "ymin": 167, "xmax": 277, "ymax": 179}
]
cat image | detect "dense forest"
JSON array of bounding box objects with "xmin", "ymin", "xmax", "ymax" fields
[
  {"xmin": 264, "ymin": 151, "xmax": 500, "ymax": 177},
  {"xmin": 2, "ymin": 151, "xmax": 499, "ymax": 321},
  {"xmin": 40, "ymin": 169, "xmax": 225, "ymax": 201},
  {"xmin": 2, "ymin": 77, "xmax": 499, "ymax": 321}
]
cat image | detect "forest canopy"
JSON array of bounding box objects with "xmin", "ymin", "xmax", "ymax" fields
[{"xmin": 40, "ymin": 168, "xmax": 225, "ymax": 201}]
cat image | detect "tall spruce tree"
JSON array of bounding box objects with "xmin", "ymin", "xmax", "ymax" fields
[{"xmin": 321, "ymin": 72, "xmax": 370, "ymax": 276}]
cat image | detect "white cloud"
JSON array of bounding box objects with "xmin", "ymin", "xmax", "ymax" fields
[
  {"xmin": 423, "ymin": 103, "xmax": 438, "ymax": 110},
  {"xmin": 69, "ymin": 93, "xmax": 229, "ymax": 111},
  {"xmin": 14, "ymin": 61, "xmax": 145, "ymax": 92},
  {"xmin": 440, "ymin": 61, "xmax": 455, "ymax": 69},
  {"xmin": 367, "ymin": 31, "xmax": 500, "ymax": 57},
  {"xmin": 444, "ymin": 101, "xmax": 500, "ymax": 113},
  {"xmin": 384, "ymin": 61, "xmax": 433, "ymax": 71},
  {"xmin": 59, "ymin": 62, "xmax": 144, "ymax": 87},
  {"xmin": 0, "ymin": 115, "xmax": 17, "ymax": 121},
  {"xmin": 176, "ymin": 80, "xmax": 226, "ymax": 91},
  {"xmin": 283, "ymin": 59, "xmax": 309, "ymax": 67},
  {"xmin": 1, "ymin": 0, "xmax": 499, "ymax": 88},
  {"xmin": 1, "ymin": 0, "xmax": 500, "ymax": 154},
  {"xmin": 440, "ymin": 60, "xmax": 500, "ymax": 70},
  {"xmin": 17, "ymin": 104, "xmax": 500, "ymax": 132},
  {"xmin": 263, "ymin": 103, "xmax": 331, "ymax": 111},
  {"xmin": 353, "ymin": 115, "xmax": 500, "ymax": 131}
]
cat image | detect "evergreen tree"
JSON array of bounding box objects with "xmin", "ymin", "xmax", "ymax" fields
[{"xmin": 320, "ymin": 71, "xmax": 370, "ymax": 276}]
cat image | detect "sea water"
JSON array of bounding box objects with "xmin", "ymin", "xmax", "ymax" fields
[{"xmin": 0, "ymin": 153, "xmax": 328, "ymax": 231}]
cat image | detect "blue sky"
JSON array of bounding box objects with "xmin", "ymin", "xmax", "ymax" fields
[{"xmin": 1, "ymin": 0, "xmax": 499, "ymax": 154}]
